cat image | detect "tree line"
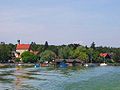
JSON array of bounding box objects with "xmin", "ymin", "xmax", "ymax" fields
[{"xmin": 0, "ymin": 41, "xmax": 120, "ymax": 63}]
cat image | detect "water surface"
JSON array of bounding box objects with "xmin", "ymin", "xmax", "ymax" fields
[{"xmin": 0, "ymin": 66, "xmax": 120, "ymax": 90}]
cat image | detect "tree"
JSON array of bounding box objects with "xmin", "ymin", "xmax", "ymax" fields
[
  {"xmin": 21, "ymin": 51, "xmax": 38, "ymax": 63},
  {"xmin": 37, "ymin": 45, "xmax": 45, "ymax": 52},
  {"xmin": 47, "ymin": 45, "xmax": 59, "ymax": 56},
  {"xmin": 86, "ymin": 48, "xmax": 93, "ymax": 63},
  {"xmin": 58, "ymin": 46, "xmax": 71, "ymax": 59},
  {"xmin": 91, "ymin": 42, "xmax": 96, "ymax": 50},
  {"xmin": 73, "ymin": 46, "xmax": 88, "ymax": 61},
  {"xmin": 0, "ymin": 44, "xmax": 12, "ymax": 63},
  {"xmin": 40, "ymin": 50, "xmax": 56, "ymax": 63},
  {"xmin": 8, "ymin": 43, "xmax": 15, "ymax": 51},
  {"xmin": 68, "ymin": 44, "xmax": 80, "ymax": 49},
  {"xmin": 77, "ymin": 52, "xmax": 88, "ymax": 61},
  {"xmin": 30, "ymin": 42, "xmax": 38, "ymax": 51},
  {"xmin": 92, "ymin": 51, "xmax": 100, "ymax": 63},
  {"xmin": 15, "ymin": 58, "xmax": 20, "ymax": 62},
  {"xmin": 44, "ymin": 41, "xmax": 49, "ymax": 50}
]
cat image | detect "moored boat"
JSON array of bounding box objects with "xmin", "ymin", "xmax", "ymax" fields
[
  {"xmin": 84, "ymin": 63, "xmax": 98, "ymax": 67},
  {"xmin": 100, "ymin": 63, "xmax": 107, "ymax": 66},
  {"xmin": 59, "ymin": 62, "xmax": 68, "ymax": 68},
  {"xmin": 34, "ymin": 64, "xmax": 40, "ymax": 68},
  {"xmin": 84, "ymin": 64, "xmax": 88, "ymax": 67}
]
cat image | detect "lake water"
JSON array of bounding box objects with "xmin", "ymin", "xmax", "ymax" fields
[{"xmin": 0, "ymin": 66, "xmax": 120, "ymax": 90}]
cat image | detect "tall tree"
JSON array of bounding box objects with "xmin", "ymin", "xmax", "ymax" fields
[
  {"xmin": 30, "ymin": 42, "xmax": 38, "ymax": 51},
  {"xmin": 44, "ymin": 41, "xmax": 49, "ymax": 50},
  {"xmin": 90, "ymin": 42, "xmax": 96, "ymax": 50}
]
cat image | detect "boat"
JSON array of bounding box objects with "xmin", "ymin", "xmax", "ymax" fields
[
  {"xmin": 100, "ymin": 63, "xmax": 107, "ymax": 66},
  {"xmin": 84, "ymin": 63, "xmax": 98, "ymax": 67},
  {"xmin": 59, "ymin": 62, "xmax": 68, "ymax": 68},
  {"xmin": 84, "ymin": 64, "xmax": 88, "ymax": 67},
  {"xmin": 18, "ymin": 63, "xmax": 22, "ymax": 66},
  {"xmin": 34, "ymin": 64, "xmax": 40, "ymax": 68}
]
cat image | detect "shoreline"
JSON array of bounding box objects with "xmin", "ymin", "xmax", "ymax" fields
[
  {"xmin": 0, "ymin": 63, "xmax": 120, "ymax": 68},
  {"xmin": 0, "ymin": 63, "xmax": 34, "ymax": 68}
]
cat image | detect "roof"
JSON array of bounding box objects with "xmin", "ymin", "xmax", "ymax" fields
[
  {"xmin": 16, "ymin": 44, "xmax": 30, "ymax": 50},
  {"xmin": 100, "ymin": 53, "xmax": 110, "ymax": 57}
]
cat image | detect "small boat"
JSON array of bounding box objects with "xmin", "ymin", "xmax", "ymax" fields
[
  {"xmin": 34, "ymin": 64, "xmax": 40, "ymax": 68},
  {"xmin": 100, "ymin": 63, "xmax": 107, "ymax": 66},
  {"xmin": 84, "ymin": 64, "xmax": 88, "ymax": 67},
  {"xmin": 59, "ymin": 62, "xmax": 68, "ymax": 68},
  {"xmin": 84, "ymin": 63, "xmax": 98, "ymax": 67},
  {"xmin": 17, "ymin": 63, "xmax": 22, "ymax": 66}
]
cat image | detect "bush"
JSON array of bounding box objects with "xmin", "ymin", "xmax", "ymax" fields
[
  {"xmin": 15, "ymin": 58, "xmax": 20, "ymax": 62},
  {"xmin": 21, "ymin": 51, "xmax": 38, "ymax": 63}
]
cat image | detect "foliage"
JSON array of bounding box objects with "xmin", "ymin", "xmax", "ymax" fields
[
  {"xmin": 15, "ymin": 58, "xmax": 20, "ymax": 62},
  {"xmin": 30, "ymin": 42, "xmax": 38, "ymax": 51},
  {"xmin": 58, "ymin": 46, "xmax": 74, "ymax": 59},
  {"xmin": 21, "ymin": 51, "xmax": 38, "ymax": 63},
  {"xmin": 40, "ymin": 50, "xmax": 56, "ymax": 63},
  {"xmin": 0, "ymin": 41, "xmax": 120, "ymax": 64},
  {"xmin": 44, "ymin": 41, "xmax": 49, "ymax": 50},
  {"xmin": 91, "ymin": 42, "xmax": 96, "ymax": 50},
  {"xmin": 0, "ymin": 44, "xmax": 13, "ymax": 63},
  {"xmin": 73, "ymin": 46, "xmax": 88, "ymax": 61}
]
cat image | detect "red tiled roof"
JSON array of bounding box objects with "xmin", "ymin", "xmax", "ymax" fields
[
  {"xmin": 100, "ymin": 53, "xmax": 109, "ymax": 57},
  {"xmin": 16, "ymin": 44, "xmax": 30, "ymax": 50}
]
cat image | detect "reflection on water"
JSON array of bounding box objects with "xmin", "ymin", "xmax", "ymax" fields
[{"xmin": 0, "ymin": 66, "xmax": 120, "ymax": 90}]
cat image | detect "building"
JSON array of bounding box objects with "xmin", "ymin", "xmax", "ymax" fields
[
  {"xmin": 100, "ymin": 53, "xmax": 111, "ymax": 59},
  {"xmin": 15, "ymin": 41, "xmax": 31, "ymax": 58},
  {"xmin": 16, "ymin": 44, "xmax": 31, "ymax": 55}
]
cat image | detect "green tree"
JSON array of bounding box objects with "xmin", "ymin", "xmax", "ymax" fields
[
  {"xmin": 0, "ymin": 44, "xmax": 12, "ymax": 63},
  {"xmin": 30, "ymin": 42, "xmax": 38, "ymax": 51},
  {"xmin": 77, "ymin": 52, "xmax": 88, "ymax": 61},
  {"xmin": 44, "ymin": 41, "xmax": 49, "ymax": 50},
  {"xmin": 92, "ymin": 51, "xmax": 100, "ymax": 63},
  {"xmin": 91, "ymin": 42, "xmax": 96, "ymax": 50},
  {"xmin": 40, "ymin": 50, "xmax": 56, "ymax": 63},
  {"xmin": 47, "ymin": 45, "xmax": 59, "ymax": 56},
  {"xmin": 86, "ymin": 48, "xmax": 93, "ymax": 63},
  {"xmin": 58, "ymin": 46, "xmax": 71, "ymax": 59},
  {"xmin": 15, "ymin": 58, "xmax": 20, "ymax": 62},
  {"xmin": 73, "ymin": 46, "xmax": 88, "ymax": 61},
  {"xmin": 21, "ymin": 51, "xmax": 38, "ymax": 63}
]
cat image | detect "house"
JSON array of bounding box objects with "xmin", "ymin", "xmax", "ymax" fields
[
  {"xmin": 100, "ymin": 53, "xmax": 111, "ymax": 59},
  {"xmin": 16, "ymin": 44, "xmax": 30, "ymax": 55},
  {"xmin": 15, "ymin": 42, "xmax": 31, "ymax": 58}
]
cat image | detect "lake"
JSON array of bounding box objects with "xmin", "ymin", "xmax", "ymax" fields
[{"xmin": 0, "ymin": 65, "xmax": 120, "ymax": 90}]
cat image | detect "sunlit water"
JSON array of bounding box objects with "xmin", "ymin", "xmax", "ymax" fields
[{"xmin": 0, "ymin": 66, "xmax": 120, "ymax": 90}]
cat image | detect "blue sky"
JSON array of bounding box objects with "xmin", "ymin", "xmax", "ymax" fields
[{"xmin": 0, "ymin": 0, "xmax": 120, "ymax": 47}]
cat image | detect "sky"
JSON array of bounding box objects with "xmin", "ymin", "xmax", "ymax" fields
[{"xmin": 0, "ymin": 0, "xmax": 120, "ymax": 47}]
